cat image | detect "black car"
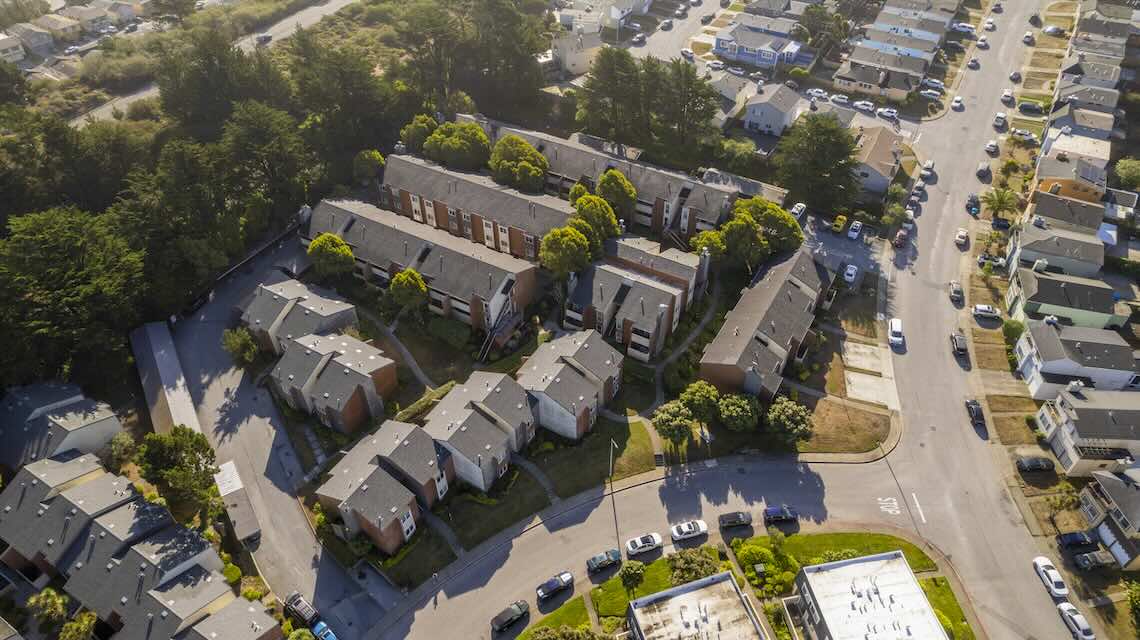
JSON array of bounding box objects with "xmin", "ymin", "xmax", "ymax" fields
[
  {"xmin": 284, "ymin": 592, "xmax": 319, "ymax": 627},
  {"xmin": 536, "ymin": 571, "xmax": 574, "ymax": 600},
  {"xmin": 491, "ymin": 601, "xmax": 529, "ymax": 632},
  {"xmin": 1057, "ymin": 531, "xmax": 1098, "ymax": 553},
  {"xmin": 718, "ymin": 511, "xmax": 753, "ymax": 528},
  {"xmin": 701, "ymin": 13, "xmax": 714, "ymax": 24},
  {"xmin": 585, "ymin": 549, "xmax": 622, "ymax": 574},
  {"xmin": 784, "ymin": 80, "xmax": 799, "ymax": 90},
  {"xmin": 763, "ymin": 505, "xmax": 798, "ymax": 526},
  {"xmin": 991, "ymin": 217, "xmax": 1011, "ymax": 230},
  {"xmin": 966, "ymin": 193, "xmax": 980, "ymax": 214},
  {"xmin": 950, "ymin": 332, "xmax": 968, "ymax": 355},
  {"xmin": 1018, "ymin": 101, "xmax": 1043, "ymax": 115},
  {"xmin": 1016, "ymin": 456, "xmax": 1055, "ymax": 472},
  {"xmin": 965, "ymin": 400, "xmax": 984, "ymax": 425}
]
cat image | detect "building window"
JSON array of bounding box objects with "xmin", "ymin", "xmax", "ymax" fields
[
  {"xmin": 462, "ymin": 212, "xmax": 472, "ymax": 238},
  {"xmin": 524, "ymin": 234, "xmax": 536, "ymax": 258},
  {"xmin": 498, "ymin": 224, "xmax": 510, "ymax": 253},
  {"xmin": 448, "ymin": 208, "xmax": 459, "ymax": 232},
  {"xmin": 483, "ymin": 219, "xmax": 495, "ymax": 249}
]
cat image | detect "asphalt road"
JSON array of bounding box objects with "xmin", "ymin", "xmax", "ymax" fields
[
  {"xmin": 373, "ymin": 1, "xmax": 1079, "ymax": 639},
  {"xmin": 629, "ymin": 0, "xmax": 721, "ymax": 62},
  {"xmin": 172, "ymin": 242, "xmax": 391, "ymax": 639},
  {"xmin": 69, "ymin": 0, "xmax": 358, "ymax": 127}
]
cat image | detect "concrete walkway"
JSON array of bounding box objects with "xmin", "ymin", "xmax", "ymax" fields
[
  {"xmin": 512, "ymin": 455, "xmax": 561, "ymax": 505},
  {"xmin": 357, "ymin": 307, "xmax": 437, "ymax": 389},
  {"xmin": 422, "ymin": 510, "xmax": 466, "ymax": 557}
]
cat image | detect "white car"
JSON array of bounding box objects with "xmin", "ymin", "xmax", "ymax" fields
[
  {"xmin": 967, "ymin": 57, "xmax": 980, "ymax": 69},
  {"xmin": 978, "ymin": 35, "xmax": 988, "ymax": 47},
  {"xmin": 951, "ymin": 96, "xmax": 964, "ymax": 109},
  {"xmin": 853, "ymin": 100, "xmax": 875, "ymax": 111},
  {"xmin": 1001, "ymin": 88, "xmax": 1014, "ymax": 104},
  {"xmin": 680, "ymin": 48, "xmax": 694, "ymax": 59},
  {"xmin": 728, "ymin": 66, "xmax": 746, "ymax": 76},
  {"xmin": 973, "ymin": 304, "xmax": 1001, "ymax": 319},
  {"xmin": 920, "ymin": 159, "xmax": 934, "ymax": 179},
  {"xmin": 1023, "ymin": 31, "xmax": 1034, "ymax": 43},
  {"xmin": 1057, "ymin": 603, "xmax": 1095, "ymax": 640},
  {"xmin": 984, "ymin": 18, "xmax": 996, "ymax": 30},
  {"xmin": 1012, "ymin": 128, "xmax": 1037, "ymax": 141},
  {"xmin": 626, "ymin": 533, "xmax": 663, "ymax": 556},
  {"xmin": 913, "ymin": 180, "xmax": 925, "ymax": 192},
  {"xmin": 847, "ymin": 220, "xmax": 863, "ymax": 239},
  {"xmin": 952, "ymin": 22, "xmax": 975, "ymax": 33},
  {"xmin": 922, "ymin": 78, "xmax": 945, "ymax": 90},
  {"xmin": 876, "ymin": 107, "xmax": 898, "ymax": 119},
  {"xmin": 806, "ymin": 88, "xmax": 828, "ymax": 99},
  {"xmin": 830, "ymin": 93, "xmax": 849, "ymax": 105},
  {"xmin": 64, "ymin": 45, "xmax": 81, "ymax": 55},
  {"xmin": 888, "ymin": 318, "xmax": 904, "ymax": 347},
  {"xmin": 903, "ymin": 209, "xmax": 915, "ymax": 229},
  {"xmin": 993, "ymin": 111, "xmax": 1007, "ymax": 127},
  {"xmin": 920, "ymin": 89, "xmax": 941, "ymax": 100},
  {"xmin": 955, "ymin": 228, "xmax": 969, "ymax": 246},
  {"xmin": 1033, "ymin": 556, "xmax": 1069, "ymax": 598},
  {"xmin": 791, "ymin": 202, "xmax": 807, "ymax": 219},
  {"xmin": 1043, "ymin": 25, "xmax": 1064, "ymax": 36},
  {"xmin": 985, "ymin": 139, "xmax": 999, "ymax": 153},
  {"xmin": 843, "ymin": 264, "xmax": 859, "ymax": 283},
  {"xmin": 670, "ymin": 519, "xmax": 708, "ymax": 541},
  {"xmin": 708, "ymin": 60, "xmax": 725, "ymax": 71}
]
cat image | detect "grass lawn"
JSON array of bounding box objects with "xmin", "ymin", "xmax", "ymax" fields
[
  {"xmin": 1010, "ymin": 117, "xmax": 1045, "ymax": 137},
  {"xmin": 920, "ymin": 576, "xmax": 976, "ymax": 640},
  {"xmin": 972, "ymin": 327, "xmax": 1004, "ymax": 345},
  {"xmin": 740, "ymin": 532, "xmax": 936, "ymax": 572},
  {"xmin": 986, "ymin": 395, "xmax": 1039, "ymax": 413},
  {"xmin": 591, "ymin": 556, "xmax": 673, "ymax": 617},
  {"xmin": 436, "ymin": 466, "xmax": 551, "ymax": 550},
  {"xmin": 692, "ymin": 41, "xmax": 712, "ymax": 55},
  {"xmin": 1046, "ymin": 1, "xmax": 1077, "ymax": 11},
  {"xmin": 1029, "ymin": 499, "xmax": 1087, "ymax": 536},
  {"xmin": 797, "ymin": 398, "xmax": 890, "ymax": 454},
  {"xmin": 993, "ymin": 415, "xmax": 1038, "ymax": 445},
  {"xmin": 483, "ymin": 328, "xmax": 550, "ymax": 376},
  {"xmin": 613, "ymin": 362, "xmax": 657, "ymax": 414},
  {"xmin": 1034, "ymin": 33, "xmax": 1071, "ymax": 49},
  {"xmin": 1020, "ymin": 468, "xmax": 1076, "ymax": 498},
  {"xmin": 1028, "ymin": 50, "xmax": 1064, "ymax": 69},
  {"xmin": 531, "ymin": 418, "xmax": 656, "ymax": 499},
  {"xmin": 729, "ymin": 2, "xmax": 747, "ymax": 10},
  {"xmin": 827, "ymin": 282, "xmax": 879, "ymax": 340},
  {"xmin": 1023, "ymin": 71, "xmax": 1057, "ymax": 93},
  {"xmin": 519, "ymin": 596, "xmax": 589, "ymax": 639},
  {"xmin": 974, "ymin": 343, "xmax": 1011, "ymax": 370},
  {"xmin": 372, "ymin": 526, "xmax": 456, "ymax": 589},
  {"xmin": 969, "ymin": 273, "xmax": 1007, "ymax": 308},
  {"xmin": 393, "ymin": 381, "xmax": 456, "ymax": 423},
  {"xmin": 801, "ymin": 334, "xmax": 846, "ymax": 398},
  {"xmin": 395, "ymin": 323, "xmax": 474, "ymax": 386},
  {"xmin": 1092, "ymin": 600, "xmax": 1137, "ymax": 640}
]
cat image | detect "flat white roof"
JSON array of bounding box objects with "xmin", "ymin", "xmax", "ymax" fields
[
  {"xmin": 801, "ymin": 550, "xmax": 947, "ymax": 640},
  {"xmin": 213, "ymin": 460, "xmax": 244, "ymax": 497},
  {"xmin": 629, "ymin": 572, "xmax": 764, "ymax": 640}
]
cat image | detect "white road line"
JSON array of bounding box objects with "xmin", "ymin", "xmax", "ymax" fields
[{"xmin": 911, "ymin": 492, "xmax": 927, "ymax": 524}]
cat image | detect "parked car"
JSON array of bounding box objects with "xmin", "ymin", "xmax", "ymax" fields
[
  {"xmin": 831, "ymin": 94, "xmax": 849, "ymax": 105},
  {"xmin": 1075, "ymin": 550, "xmax": 1114, "ymax": 571},
  {"xmin": 255, "ymin": 33, "xmax": 273, "ymax": 45},
  {"xmin": 124, "ymin": 23, "xmax": 138, "ymax": 32},
  {"xmin": 977, "ymin": 252, "xmax": 1007, "ymax": 268},
  {"xmin": 728, "ymin": 66, "xmax": 746, "ymax": 76},
  {"xmin": 708, "ymin": 60, "xmax": 725, "ymax": 70},
  {"xmin": 965, "ymin": 399, "xmax": 984, "ymax": 425},
  {"xmin": 952, "ymin": 22, "xmax": 975, "ymax": 33},
  {"xmin": 763, "ymin": 505, "xmax": 798, "ymax": 526},
  {"xmin": 1023, "ymin": 31, "xmax": 1034, "ymax": 43},
  {"xmin": 894, "ymin": 228, "xmax": 909, "ymax": 248},
  {"xmin": 806, "ymin": 88, "xmax": 828, "ymax": 99},
  {"xmin": 586, "ymin": 549, "xmax": 622, "ymax": 573},
  {"xmin": 991, "ymin": 217, "xmax": 1011, "ymax": 230},
  {"xmin": 985, "ymin": 139, "xmax": 999, "ymax": 154},
  {"xmin": 64, "ymin": 45, "xmax": 81, "ymax": 55},
  {"xmin": 1002, "ymin": 89, "xmax": 1015, "ymax": 104},
  {"xmin": 966, "ymin": 193, "xmax": 981, "ymax": 214},
  {"xmin": 920, "ymin": 89, "xmax": 941, "ymax": 100},
  {"xmin": 984, "ymin": 18, "xmax": 996, "ymax": 30},
  {"xmin": 660, "ymin": 18, "xmax": 673, "ymax": 29},
  {"xmin": 847, "ymin": 220, "xmax": 863, "ymax": 239},
  {"xmin": 993, "ymin": 112, "xmax": 1007, "ymax": 128},
  {"xmin": 1018, "ymin": 101, "xmax": 1043, "ymax": 115},
  {"xmin": 976, "ymin": 161, "xmax": 991, "ymax": 178},
  {"xmin": 831, "ymin": 215, "xmax": 847, "ymax": 233},
  {"xmin": 922, "ymin": 77, "xmax": 945, "ymax": 90},
  {"xmin": 944, "ymin": 40, "xmax": 965, "ymax": 51},
  {"xmin": 626, "ymin": 533, "xmax": 663, "ymax": 556},
  {"xmin": 1011, "ymin": 128, "xmax": 1036, "ymax": 141},
  {"xmin": 701, "ymin": 13, "xmax": 714, "ymax": 24},
  {"xmin": 784, "ymin": 80, "xmax": 799, "ymax": 90},
  {"xmin": 1010, "ymin": 70, "xmax": 1022, "ymax": 82},
  {"xmin": 1057, "ymin": 603, "xmax": 1096, "ymax": 639},
  {"xmin": 913, "ymin": 180, "xmax": 926, "ymax": 193},
  {"xmin": 920, "ymin": 159, "xmax": 935, "ymax": 179},
  {"xmin": 953, "ymin": 228, "xmax": 968, "ymax": 246},
  {"xmin": 632, "ymin": 33, "xmax": 647, "ymax": 44},
  {"xmin": 680, "ymin": 48, "xmax": 694, "ymax": 59},
  {"xmin": 1034, "ymin": 556, "xmax": 1069, "ymax": 597},
  {"xmin": 903, "ymin": 208, "xmax": 915, "ymax": 229},
  {"xmin": 853, "ymin": 100, "xmax": 875, "ymax": 111},
  {"xmin": 993, "ymin": 1, "xmax": 1002, "ymax": 10},
  {"xmin": 967, "ymin": 57, "xmax": 980, "ymax": 69},
  {"xmin": 951, "ymin": 96, "xmax": 964, "ymax": 109},
  {"xmin": 888, "ymin": 318, "xmax": 904, "ymax": 347},
  {"xmin": 675, "ymin": 6, "xmax": 687, "ymax": 17},
  {"xmin": 843, "ymin": 264, "xmax": 859, "ymax": 283},
  {"xmin": 1057, "ymin": 531, "xmax": 1098, "ymax": 553},
  {"xmin": 949, "ymin": 280, "xmax": 964, "ymax": 302},
  {"xmin": 285, "ymin": 592, "xmax": 319, "ymax": 627},
  {"xmin": 950, "ymin": 331, "xmax": 968, "ymax": 355},
  {"xmin": 536, "ymin": 571, "xmax": 574, "ymax": 600},
  {"xmin": 1016, "ymin": 456, "xmax": 1055, "ymax": 472},
  {"xmin": 312, "ymin": 622, "xmax": 338, "ymax": 640},
  {"xmin": 973, "ymin": 303, "xmax": 1001, "ymax": 319},
  {"xmin": 670, "ymin": 519, "xmax": 708, "ymax": 541},
  {"xmin": 491, "ymin": 601, "xmax": 529, "ymax": 632},
  {"xmin": 718, "ymin": 511, "xmax": 753, "ymax": 528},
  {"xmin": 689, "ymin": 0, "xmax": 701, "ymax": 5},
  {"xmin": 1043, "ymin": 25, "xmax": 1065, "ymax": 36},
  {"xmin": 876, "ymin": 107, "xmax": 898, "ymax": 119},
  {"xmin": 977, "ymin": 35, "xmax": 989, "ymax": 47},
  {"xmin": 791, "ymin": 202, "xmax": 807, "ymax": 219}
]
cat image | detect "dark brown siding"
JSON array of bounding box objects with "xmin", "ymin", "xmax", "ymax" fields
[
  {"xmin": 371, "ymin": 363, "xmax": 398, "ymax": 399},
  {"xmin": 508, "ymin": 227, "xmax": 526, "ymax": 259},
  {"xmin": 354, "ymin": 499, "xmax": 420, "ymax": 556},
  {"xmin": 471, "ymin": 213, "xmax": 486, "ymax": 244}
]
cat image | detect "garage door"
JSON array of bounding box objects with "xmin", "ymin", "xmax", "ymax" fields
[{"xmin": 1097, "ymin": 522, "xmax": 1130, "ymax": 567}]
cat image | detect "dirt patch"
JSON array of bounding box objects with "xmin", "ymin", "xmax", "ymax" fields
[
  {"xmin": 987, "ymin": 395, "xmax": 1039, "ymax": 412},
  {"xmin": 797, "ymin": 398, "xmax": 890, "ymax": 454},
  {"xmin": 974, "ymin": 343, "xmax": 1011, "ymax": 370},
  {"xmin": 692, "ymin": 42, "xmax": 712, "ymax": 55},
  {"xmin": 1029, "ymin": 499, "xmax": 1087, "ymax": 536},
  {"xmin": 1023, "ymin": 71, "xmax": 1057, "ymax": 92},
  {"xmin": 1029, "ymin": 50, "xmax": 1064, "ymax": 70},
  {"xmin": 826, "ymin": 282, "xmax": 879, "ymax": 340},
  {"xmin": 1021, "ymin": 470, "xmax": 1077, "ymax": 498},
  {"xmin": 1044, "ymin": 15, "xmax": 1075, "ymax": 31},
  {"xmin": 711, "ymin": 17, "xmax": 732, "ymax": 27},
  {"xmin": 1045, "ymin": 1, "xmax": 1077, "ymax": 12},
  {"xmin": 993, "ymin": 415, "xmax": 1037, "ymax": 445},
  {"xmin": 1035, "ymin": 33, "xmax": 1070, "ymax": 49},
  {"xmin": 973, "ymin": 328, "xmax": 1005, "ymax": 345},
  {"xmin": 969, "ymin": 273, "xmax": 1007, "ymax": 307}
]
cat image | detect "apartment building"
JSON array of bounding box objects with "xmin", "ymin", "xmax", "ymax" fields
[
  {"xmin": 1014, "ymin": 320, "xmax": 1140, "ymax": 399},
  {"xmin": 239, "ymin": 279, "xmax": 358, "ymax": 354},
  {"xmin": 516, "ymin": 330, "xmax": 624, "ymax": 440},
  {"xmin": 0, "ymin": 383, "xmax": 122, "ymax": 475},
  {"xmin": 1036, "ymin": 386, "xmax": 1140, "ymax": 477},
  {"xmin": 1006, "ymin": 267, "xmax": 1130, "ymax": 329},
  {"xmin": 0, "ymin": 34, "xmax": 25, "ymax": 64},
  {"xmin": 564, "ymin": 263, "xmax": 681, "ymax": 362}
]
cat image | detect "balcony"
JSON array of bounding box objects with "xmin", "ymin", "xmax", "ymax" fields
[
  {"xmin": 1079, "ymin": 484, "xmax": 1108, "ymax": 525},
  {"xmin": 1036, "ymin": 401, "xmax": 1064, "ymax": 436}
]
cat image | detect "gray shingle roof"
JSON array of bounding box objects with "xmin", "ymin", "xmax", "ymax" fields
[
  {"xmin": 1092, "ymin": 469, "xmax": 1140, "ymax": 523},
  {"xmin": 241, "ymin": 279, "xmax": 355, "ymax": 344},
  {"xmin": 0, "ymin": 384, "xmax": 119, "ymax": 472},
  {"xmin": 1033, "ymin": 191, "xmax": 1106, "ymax": 231},
  {"xmin": 280, "ymin": 333, "xmax": 394, "ymax": 417},
  {"xmin": 423, "ymin": 373, "xmax": 533, "ymax": 462},
  {"xmin": 1057, "ymin": 388, "xmax": 1140, "ymax": 441},
  {"xmin": 117, "ymin": 565, "xmax": 231, "ymax": 640},
  {"xmin": 833, "ymin": 60, "xmax": 918, "ymax": 92},
  {"xmin": 746, "ymin": 84, "xmax": 800, "ymax": 113},
  {"xmin": 1026, "ymin": 321, "xmax": 1136, "ymax": 370},
  {"xmin": 1056, "ymin": 82, "xmax": 1120, "ymax": 109},
  {"xmin": 309, "ymin": 200, "xmax": 534, "ymax": 302},
  {"xmin": 848, "ymin": 45, "xmax": 930, "ymax": 75},
  {"xmin": 1016, "ymin": 268, "xmax": 1119, "ymax": 314},
  {"xmin": 607, "ymin": 236, "xmax": 701, "ymax": 284},
  {"xmin": 340, "ymin": 465, "xmax": 415, "ymax": 531},
  {"xmin": 1060, "ymin": 53, "xmax": 1122, "ymax": 86},
  {"xmin": 0, "ymin": 616, "xmax": 21, "ymax": 640},
  {"xmin": 862, "ymin": 28, "xmax": 940, "ymax": 54},
  {"xmin": 521, "ymin": 330, "xmax": 623, "ymax": 389},
  {"xmin": 873, "ymin": 11, "xmax": 948, "ymax": 36},
  {"xmin": 719, "ymin": 22, "xmax": 797, "ymax": 52},
  {"xmin": 1018, "ymin": 224, "xmax": 1104, "ymax": 267},
  {"xmin": 319, "ymin": 421, "xmax": 441, "ymax": 506},
  {"xmin": 184, "ymin": 598, "xmax": 279, "ymax": 640},
  {"xmin": 570, "ymin": 264, "xmax": 682, "ymax": 332},
  {"xmin": 1035, "ymin": 148, "xmax": 1108, "ymax": 187}
]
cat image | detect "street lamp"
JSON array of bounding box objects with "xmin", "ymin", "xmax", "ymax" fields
[{"xmin": 608, "ymin": 437, "xmax": 620, "ymax": 548}]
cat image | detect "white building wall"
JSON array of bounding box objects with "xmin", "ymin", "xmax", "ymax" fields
[
  {"xmin": 533, "ymin": 392, "xmax": 578, "ymax": 440},
  {"xmin": 55, "ymin": 420, "xmax": 121, "ymax": 461},
  {"xmin": 440, "ymin": 442, "xmax": 493, "ymax": 492}
]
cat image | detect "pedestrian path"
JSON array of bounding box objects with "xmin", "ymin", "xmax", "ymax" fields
[
  {"xmin": 357, "ymin": 307, "xmax": 436, "ymax": 389},
  {"xmin": 422, "ymin": 510, "xmax": 466, "ymax": 558},
  {"xmin": 512, "ymin": 455, "xmax": 561, "ymax": 505}
]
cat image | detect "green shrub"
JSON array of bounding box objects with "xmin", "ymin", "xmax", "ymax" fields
[
  {"xmin": 223, "ymin": 563, "xmax": 242, "ymax": 585},
  {"xmin": 241, "ymin": 587, "xmax": 265, "ymax": 601}
]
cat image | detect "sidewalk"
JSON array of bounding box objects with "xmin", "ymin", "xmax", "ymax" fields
[{"xmin": 357, "ymin": 307, "xmax": 436, "ymax": 389}]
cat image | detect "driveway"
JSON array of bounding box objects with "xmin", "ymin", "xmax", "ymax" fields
[{"xmin": 171, "ymin": 241, "xmax": 391, "ymax": 637}]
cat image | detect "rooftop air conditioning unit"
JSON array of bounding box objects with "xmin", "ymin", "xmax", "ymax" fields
[
  {"xmin": 1032, "ymin": 258, "xmax": 1049, "ymax": 272},
  {"xmin": 1066, "ymin": 380, "xmax": 1085, "ymax": 393},
  {"xmin": 1044, "ymin": 315, "xmax": 1060, "ymax": 326},
  {"xmin": 1033, "ymin": 216, "xmax": 1047, "ymax": 228}
]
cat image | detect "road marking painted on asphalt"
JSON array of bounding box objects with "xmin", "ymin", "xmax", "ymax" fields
[
  {"xmin": 877, "ymin": 497, "xmax": 901, "ymax": 515},
  {"xmin": 912, "ymin": 492, "xmax": 927, "ymax": 524}
]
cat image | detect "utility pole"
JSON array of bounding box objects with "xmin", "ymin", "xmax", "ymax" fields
[{"xmin": 609, "ymin": 438, "xmax": 621, "ymax": 548}]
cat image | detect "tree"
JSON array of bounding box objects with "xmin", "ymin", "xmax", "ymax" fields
[
  {"xmin": 721, "ymin": 210, "xmax": 770, "ymax": 275},
  {"xmin": 288, "ymin": 630, "xmax": 316, "ymax": 640},
  {"xmin": 690, "ymin": 230, "xmax": 726, "ymax": 262},
  {"xmin": 443, "ymin": 90, "xmax": 477, "ymax": 118},
  {"xmin": 981, "ymin": 187, "xmax": 1019, "ymax": 219},
  {"xmin": 489, "ymin": 134, "xmax": 549, "ymax": 192},
  {"xmin": 799, "ymin": 4, "xmax": 832, "ymax": 45},
  {"xmin": 0, "ymin": 60, "xmax": 27, "ymax": 105},
  {"xmin": 718, "ymin": 394, "xmax": 760, "ymax": 432},
  {"xmin": 573, "ymin": 194, "xmax": 621, "ymax": 240},
  {"xmin": 308, "ymin": 232, "xmax": 355, "ymax": 279},
  {"xmin": 619, "ymin": 560, "xmax": 646, "ymax": 591},
  {"xmin": 422, "ymin": 121, "xmax": 491, "ymax": 170},
  {"xmin": 566, "ymin": 217, "xmax": 602, "ymax": 260},
  {"xmin": 222, "ymin": 327, "xmax": 259, "ymax": 367},
  {"xmin": 58, "ymin": 610, "xmax": 96, "ymax": 640},
  {"xmin": 680, "ymin": 381, "xmax": 720, "ymax": 426},
  {"xmin": 715, "ymin": 137, "xmax": 758, "ymax": 175},
  {"xmin": 393, "ymin": 0, "xmax": 468, "ymax": 108},
  {"xmin": 886, "ymin": 183, "xmax": 907, "ymax": 204},
  {"xmin": 1115, "ymin": 157, "xmax": 1140, "ymax": 191},
  {"xmin": 766, "ymin": 396, "xmax": 813, "ymax": 445},
  {"xmin": 882, "ymin": 203, "xmax": 907, "ymax": 229},
  {"xmin": 389, "ymin": 268, "xmax": 429, "ymax": 313},
  {"xmin": 107, "ymin": 431, "xmax": 137, "ymax": 470},
  {"xmin": 735, "ymin": 197, "xmax": 804, "ymax": 254},
  {"xmin": 26, "ymin": 587, "xmax": 68, "ymax": 629},
  {"xmin": 152, "ymin": 0, "xmax": 195, "ymax": 19},
  {"xmin": 568, "ymin": 182, "xmax": 589, "ymax": 206},
  {"xmin": 220, "ymin": 101, "xmax": 313, "ymax": 223},
  {"xmin": 577, "ymin": 47, "xmax": 644, "ymax": 144},
  {"xmin": 656, "ymin": 58, "xmax": 718, "ymax": 153},
  {"xmin": 400, "ymin": 114, "xmax": 439, "ymax": 155},
  {"xmin": 353, "ymin": 149, "xmax": 385, "ymax": 185},
  {"xmin": 653, "ymin": 400, "xmax": 694, "ymax": 447},
  {"xmin": 668, "ymin": 548, "xmax": 721, "ymax": 585},
  {"xmin": 596, "ymin": 169, "xmax": 637, "ymax": 222},
  {"xmin": 774, "ymin": 113, "xmax": 859, "ymax": 213},
  {"xmin": 539, "ymin": 226, "xmax": 591, "ymax": 282},
  {"xmin": 1002, "ymin": 319, "xmax": 1026, "ymax": 344},
  {"xmin": 137, "ymin": 425, "xmax": 219, "ymax": 519}
]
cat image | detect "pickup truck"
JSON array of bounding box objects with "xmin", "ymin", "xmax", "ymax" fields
[{"xmin": 1075, "ymin": 550, "xmax": 1115, "ymax": 571}]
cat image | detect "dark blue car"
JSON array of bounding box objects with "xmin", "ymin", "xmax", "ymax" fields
[{"xmin": 763, "ymin": 505, "xmax": 798, "ymax": 526}]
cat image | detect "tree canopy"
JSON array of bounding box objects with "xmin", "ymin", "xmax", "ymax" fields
[
  {"xmin": 539, "ymin": 226, "xmax": 591, "ymax": 280},
  {"xmin": 774, "ymin": 113, "xmax": 859, "ymax": 213},
  {"xmin": 489, "ymin": 134, "xmax": 549, "ymax": 192},
  {"xmin": 680, "ymin": 381, "xmax": 720, "ymax": 426},
  {"xmin": 308, "ymin": 232, "xmax": 355, "ymax": 279},
  {"xmin": 981, "ymin": 188, "xmax": 1019, "ymax": 218},
  {"xmin": 653, "ymin": 400, "xmax": 694, "ymax": 446},
  {"xmin": 566, "ymin": 217, "xmax": 602, "ymax": 260},
  {"xmin": 137, "ymin": 425, "xmax": 219, "ymax": 520},
  {"xmin": 766, "ymin": 396, "xmax": 813, "ymax": 445},
  {"xmin": 389, "ymin": 268, "xmax": 429, "ymax": 311},
  {"xmin": 719, "ymin": 394, "xmax": 761, "ymax": 432},
  {"xmin": 734, "ymin": 197, "xmax": 804, "ymax": 254},
  {"xmin": 596, "ymin": 169, "xmax": 637, "ymax": 222},
  {"xmin": 423, "ymin": 121, "xmax": 492, "ymax": 171},
  {"xmin": 574, "ymin": 194, "xmax": 621, "ymax": 240},
  {"xmin": 401, "ymin": 114, "xmax": 440, "ymax": 154},
  {"xmin": 1115, "ymin": 157, "xmax": 1140, "ymax": 190}
]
